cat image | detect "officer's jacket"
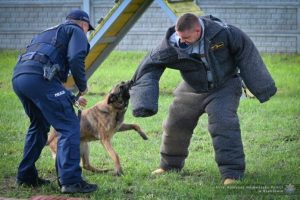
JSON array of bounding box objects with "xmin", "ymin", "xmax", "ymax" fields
[
  {"xmin": 130, "ymin": 15, "xmax": 277, "ymax": 117},
  {"xmin": 13, "ymin": 21, "xmax": 89, "ymax": 92}
]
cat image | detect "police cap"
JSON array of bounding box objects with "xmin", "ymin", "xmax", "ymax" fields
[{"xmin": 66, "ymin": 9, "xmax": 95, "ymax": 31}]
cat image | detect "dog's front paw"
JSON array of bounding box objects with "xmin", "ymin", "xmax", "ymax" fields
[{"xmin": 114, "ymin": 168, "xmax": 124, "ymax": 176}]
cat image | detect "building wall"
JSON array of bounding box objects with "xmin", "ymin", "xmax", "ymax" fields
[
  {"xmin": 0, "ymin": 0, "xmax": 299, "ymax": 53},
  {"xmin": 0, "ymin": 0, "xmax": 82, "ymax": 49},
  {"xmin": 198, "ymin": 0, "xmax": 300, "ymax": 53}
]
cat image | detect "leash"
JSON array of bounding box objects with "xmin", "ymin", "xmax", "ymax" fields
[{"xmin": 74, "ymin": 92, "xmax": 82, "ymax": 120}]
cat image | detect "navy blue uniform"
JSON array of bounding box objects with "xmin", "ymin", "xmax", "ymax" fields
[{"xmin": 12, "ymin": 21, "xmax": 89, "ymax": 185}]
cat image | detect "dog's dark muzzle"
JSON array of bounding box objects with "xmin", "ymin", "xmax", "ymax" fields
[{"xmin": 119, "ymin": 80, "xmax": 133, "ymax": 100}]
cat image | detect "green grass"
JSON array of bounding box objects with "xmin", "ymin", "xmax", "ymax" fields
[{"xmin": 0, "ymin": 50, "xmax": 299, "ymax": 199}]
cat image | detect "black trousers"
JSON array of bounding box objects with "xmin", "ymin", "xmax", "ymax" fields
[{"xmin": 160, "ymin": 77, "xmax": 245, "ymax": 180}]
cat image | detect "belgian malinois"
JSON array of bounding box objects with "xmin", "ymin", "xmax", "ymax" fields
[{"xmin": 47, "ymin": 81, "xmax": 148, "ymax": 175}]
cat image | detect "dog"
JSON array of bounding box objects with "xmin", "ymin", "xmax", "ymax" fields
[{"xmin": 47, "ymin": 81, "xmax": 148, "ymax": 176}]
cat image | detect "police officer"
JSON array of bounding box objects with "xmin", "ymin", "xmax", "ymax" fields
[{"xmin": 12, "ymin": 9, "xmax": 98, "ymax": 193}]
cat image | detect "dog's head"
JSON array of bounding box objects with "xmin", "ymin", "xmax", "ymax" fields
[{"xmin": 107, "ymin": 80, "xmax": 133, "ymax": 109}]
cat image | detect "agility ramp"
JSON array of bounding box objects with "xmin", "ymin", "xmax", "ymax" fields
[{"xmin": 64, "ymin": 0, "xmax": 203, "ymax": 90}]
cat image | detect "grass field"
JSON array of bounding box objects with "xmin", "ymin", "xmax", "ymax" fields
[{"xmin": 0, "ymin": 50, "xmax": 299, "ymax": 199}]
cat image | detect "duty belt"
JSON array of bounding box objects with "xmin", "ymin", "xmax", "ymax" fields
[{"xmin": 18, "ymin": 52, "xmax": 50, "ymax": 64}]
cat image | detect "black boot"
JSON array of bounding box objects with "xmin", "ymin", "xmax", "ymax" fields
[
  {"xmin": 16, "ymin": 177, "xmax": 50, "ymax": 187},
  {"xmin": 61, "ymin": 180, "xmax": 98, "ymax": 193}
]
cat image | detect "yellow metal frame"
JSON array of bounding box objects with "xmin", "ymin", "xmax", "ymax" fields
[{"xmin": 165, "ymin": 1, "xmax": 204, "ymax": 17}]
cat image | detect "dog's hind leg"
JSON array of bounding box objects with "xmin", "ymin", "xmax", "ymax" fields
[
  {"xmin": 118, "ymin": 123, "xmax": 148, "ymax": 140},
  {"xmin": 47, "ymin": 131, "xmax": 58, "ymax": 159},
  {"xmin": 80, "ymin": 141, "xmax": 110, "ymax": 173},
  {"xmin": 101, "ymin": 139, "xmax": 123, "ymax": 176}
]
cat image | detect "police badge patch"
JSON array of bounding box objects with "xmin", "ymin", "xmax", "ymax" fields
[{"xmin": 211, "ymin": 42, "xmax": 225, "ymax": 50}]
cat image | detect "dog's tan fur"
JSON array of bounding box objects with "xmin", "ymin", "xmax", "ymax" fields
[{"xmin": 47, "ymin": 81, "xmax": 147, "ymax": 175}]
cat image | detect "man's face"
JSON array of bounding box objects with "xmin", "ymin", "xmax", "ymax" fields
[
  {"xmin": 176, "ymin": 26, "xmax": 201, "ymax": 45},
  {"xmin": 81, "ymin": 21, "xmax": 89, "ymax": 34}
]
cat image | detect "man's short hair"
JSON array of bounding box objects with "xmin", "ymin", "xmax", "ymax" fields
[{"xmin": 175, "ymin": 13, "xmax": 200, "ymax": 32}]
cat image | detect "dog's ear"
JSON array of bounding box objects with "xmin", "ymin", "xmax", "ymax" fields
[
  {"xmin": 119, "ymin": 84, "xmax": 125, "ymax": 91},
  {"xmin": 108, "ymin": 93, "xmax": 117, "ymax": 104}
]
